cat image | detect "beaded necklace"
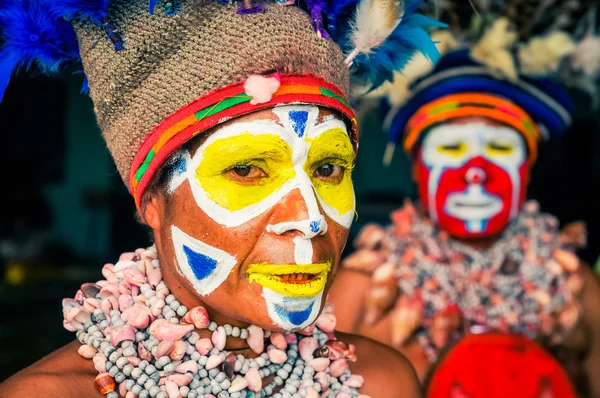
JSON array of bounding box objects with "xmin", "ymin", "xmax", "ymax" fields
[
  {"xmin": 63, "ymin": 246, "xmax": 366, "ymax": 398},
  {"xmin": 348, "ymin": 201, "xmax": 581, "ymax": 361}
]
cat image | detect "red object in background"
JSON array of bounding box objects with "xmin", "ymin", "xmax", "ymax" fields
[{"xmin": 427, "ymin": 333, "xmax": 576, "ymax": 398}]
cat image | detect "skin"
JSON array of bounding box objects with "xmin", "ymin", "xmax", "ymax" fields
[
  {"xmin": 330, "ymin": 116, "xmax": 600, "ymax": 395},
  {"xmin": 0, "ymin": 107, "xmax": 420, "ymax": 397}
]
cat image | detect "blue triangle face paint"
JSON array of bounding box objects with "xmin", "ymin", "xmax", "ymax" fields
[
  {"xmin": 275, "ymin": 304, "xmax": 313, "ymax": 326},
  {"xmin": 262, "ymin": 288, "xmax": 323, "ymax": 330},
  {"xmin": 171, "ymin": 225, "xmax": 238, "ymax": 296},
  {"xmin": 182, "ymin": 244, "xmax": 218, "ymax": 280},
  {"xmin": 288, "ymin": 110, "xmax": 309, "ymax": 138}
]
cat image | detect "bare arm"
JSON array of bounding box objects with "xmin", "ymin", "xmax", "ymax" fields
[
  {"xmin": 578, "ymin": 265, "xmax": 600, "ymax": 397},
  {"xmin": 0, "ymin": 341, "xmax": 100, "ymax": 398},
  {"xmin": 342, "ymin": 332, "xmax": 421, "ymax": 398}
]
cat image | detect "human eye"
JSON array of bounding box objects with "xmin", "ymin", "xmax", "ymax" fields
[
  {"xmin": 486, "ymin": 141, "xmax": 514, "ymax": 154},
  {"xmin": 437, "ymin": 142, "xmax": 466, "ymax": 155},
  {"xmin": 223, "ymin": 163, "xmax": 268, "ymax": 184},
  {"xmin": 312, "ymin": 161, "xmax": 347, "ymax": 184}
]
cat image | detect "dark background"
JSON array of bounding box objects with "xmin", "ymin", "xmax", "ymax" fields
[{"xmin": 0, "ymin": 74, "xmax": 598, "ymax": 382}]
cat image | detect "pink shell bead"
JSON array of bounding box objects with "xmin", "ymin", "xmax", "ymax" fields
[
  {"xmin": 267, "ymin": 349, "xmax": 287, "ymax": 364},
  {"xmin": 247, "ymin": 325, "xmax": 264, "ymax": 354},
  {"xmin": 299, "ymin": 337, "xmax": 319, "ymax": 361},
  {"xmin": 212, "ymin": 326, "xmax": 226, "ymax": 351},
  {"xmin": 102, "ymin": 264, "xmax": 118, "ymax": 283},
  {"xmin": 118, "ymin": 294, "xmax": 134, "ymax": 311},
  {"xmin": 92, "ymin": 354, "xmax": 107, "ymax": 373},
  {"xmin": 329, "ymin": 359, "xmax": 348, "ymax": 377},
  {"xmin": 270, "ymin": 332, "xmax": 287, "ymax": 350},
  {"xmin": 110, "ymin": 325, "xmax": 135, "ymax": 346},
  {"xmin": 147, "ymin": 268, "xmax": 162, "ymax": 288},
  {"xmin": 123, "ymin": 267, "xmax": 146, "ymax": 286},
  {"xmin": 245, "ymin": 368, "xmax": 262, "ymax": 392},
  {"xmin": 305, "ymin": 387, "xmax": 319, "ymax": 398},
  {"xmin": 167, "ymin": 373, "xmax": 192, "ymax": 387},
  {"xmin": 77, "ymin": 344, "xmax": 97, "ymax": 359},
  {"xmin": 122, "ymin": 303, "xmax": 154, "ymax": 329},
  {"xmin": 181, "ymin": 306, "xmax": 210, "ymax": 329},
  {"xmin": 149, "ymin": 319, "xmax": 194, "ymax": 341},
  {"xmin": 175, "ymin": 360, "xmax": 198, "ymax": 375},
  {"xmin": 314, "ymin": 372, "xmax": 328, "ymax": 390},
  {"xmin": 343, "ymin": 375, "xmax": 365, "ymax": 388},
  {"xmin": 170, "ymin": 340, "xmax": 188, "ymax": 361},
  {"xmin": 228, "ymin": 377, "xmax": 249, "ymax": 393},
  {"xmin": 195, "ymin": 338, "xmax": 213, "ymax": 355},
  {"xmin": 316, "ymin": 313, "xmax": 337, "ymax": 333},
  {"xmin": 298, "ymin": 324, "xmax": 316, "ymax": 336},
  {"xmin": 206, "ymin": 355, "xmax": 224, "ymax": 370},
  {"xmin": 165, "ymin": 380, "xmax": 182, "ymax": 398},
  {"xmin": 156, "ymin": 340, "xmax": 175, "ymax": 358},
  {"xmin": 138, "ymin": 341, "xmax": 153, "ymax": 361},
  {"xmin": 308, "ymin": 358, "xmax": 330, "ymax": 372}
]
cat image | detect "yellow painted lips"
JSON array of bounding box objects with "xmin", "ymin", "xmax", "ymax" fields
[{"xmin": 247, "ymin": 262, "xmax": 331, "ymax": 298}]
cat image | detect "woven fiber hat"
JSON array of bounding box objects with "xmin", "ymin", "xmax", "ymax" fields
[
  {"xmin": 0, "ymin": 0, "xmax": 442, "ymax": 206},
  {"xmin": 75, "ymin": 0, "xmax": 352, "ymax": 205}
]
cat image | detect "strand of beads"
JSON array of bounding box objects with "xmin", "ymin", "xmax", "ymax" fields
[{"xmin": 64, "ymin": 246, "xmax": 367, "ymax": 398}]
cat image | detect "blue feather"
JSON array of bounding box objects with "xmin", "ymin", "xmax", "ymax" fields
[
  {"xmin": 149, "ymin": 0, "xmax": 160, "ymax": 15},
  {"xmin": 302, "ymin": 0, "xmax": 328, "ymax": 37},
  {"xmin": 329, "ymin": 0, "xmax": 445, "ymax": 90},
  {"xmin": 0, "ymin": 0, "xmax": 80, "ymax": 100},
  {"xmin": 54, "ymin": 0, "xmax": 111, "ymax": 21}
]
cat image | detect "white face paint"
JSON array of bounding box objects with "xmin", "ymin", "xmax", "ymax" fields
[
  {"xmin": 167, "ymin": 106, "xmax": 355, "ymax": 326},
  {"xmin": 171, "ymin": 225, "xmax": 238, "ymax": 296},
  {"xmin": 262, "ymin": 288, "xmax": 324, "ymax": 330},
  {"xmin": 419, "ymin": 122, "xmax": 528, "ymax": 236}
]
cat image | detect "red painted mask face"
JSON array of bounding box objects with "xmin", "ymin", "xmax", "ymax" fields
[{"xmin": 415, "ymin": 120, "xmax": 531, "ymax": 238}]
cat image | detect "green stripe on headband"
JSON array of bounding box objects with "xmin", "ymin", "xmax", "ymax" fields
[
  {"xmin": 429, "ymin": 102, "xmax": 459, "ymax": 115},
  {"xmin": 195, "ymin": 94, "xmax": 252, "ymax": 121},
  {"xmin": 320, "ymin": 87, "xmax": 352, "ymax": 109},
  {"xmin": 135, "ymin": 149, "xmax": 156, "ymax": 183}
]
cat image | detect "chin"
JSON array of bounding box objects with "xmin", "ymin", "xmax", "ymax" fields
[{"xmin": 261, "ymin": 287, "xmax": 325, "ymax": 331}]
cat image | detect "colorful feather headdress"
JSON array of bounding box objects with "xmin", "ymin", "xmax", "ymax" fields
[
  {"xmin": 0, "ymin": 0, "xmax": 443, "ymax": 101},
  {"xmin": 368, "ymin": 0, "xmax": 600, "ymax": 108},
  {"xmin": 369, "ymin": 0, "xmax": 599, "ymax": 166},
  {"xmin": 0, "ymin": 0, "xmax": 444, "ymax": 206}
]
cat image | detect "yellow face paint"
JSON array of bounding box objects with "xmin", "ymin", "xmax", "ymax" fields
[
  {"xmin": 196, "ymin": 133, "xmax": 296, "ymax": 211},
  {"xmin": 304, "ymin": 128, "xmax": 355, "ymax": 215},
  {"xmin": 437, "ymin": 142, "xmax": 468, "ymax": 158},
  {"xmin": 485, "ymin": 142, "xmax": 515, "ymax": 157},
  {"xmin": 247, "ymin": 262, "xmax": 331, "ymax": 298}
]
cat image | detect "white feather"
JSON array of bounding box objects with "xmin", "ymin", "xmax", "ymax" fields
[{"xmin": 345, "ymin": 0, "xmax": 403, "ymax": 66}]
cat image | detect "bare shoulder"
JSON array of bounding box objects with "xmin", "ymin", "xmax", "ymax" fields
[
  {"xmin": 330, "ymin": 268, "xmax": 372, "ymax": 295},
  {"xmin": 329, "ymin": 269, "xmax": 373, "ymax": 334},
  {"xmin": 340, "ymin": 332, "xmax": 421, "ymax": 398},
  {"xmin": 0, "ymin": 340, "xmax": 100, "ymax": 398}
]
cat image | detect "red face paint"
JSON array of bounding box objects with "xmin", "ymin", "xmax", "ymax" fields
[{"xmin": 415, "ymin": 122, "xmax": 531, "ymax": 238}]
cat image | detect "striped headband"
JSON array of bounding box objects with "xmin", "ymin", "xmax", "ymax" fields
[
  {"xmin": 404, "ymin": 93, "xmax": 541, "ymax": 161},
  {"xmin": 129, "ymin": 75, "xmax": 358, "ymax": 208}
]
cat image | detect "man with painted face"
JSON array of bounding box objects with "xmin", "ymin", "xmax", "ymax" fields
[
  {"xmin": 330, "ymin": 49, "xmax": 600, "ymax": 396},
  {"xmin": 0, "ymin": 0, "xmax": 441, "ymax": 397}
]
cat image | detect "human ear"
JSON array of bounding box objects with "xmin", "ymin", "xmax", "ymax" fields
[{"xmin": 142, "ymin": 195, "xmax": 163, "ymax": 231}]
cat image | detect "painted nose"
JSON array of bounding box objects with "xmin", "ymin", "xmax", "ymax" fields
[
  {"xmin": 465, "ymin": 167, "xmax": 486, "ymax": 184},
  {"xmin": 266, "ymin": 185, "xmax": 327, "ymax": 239}
]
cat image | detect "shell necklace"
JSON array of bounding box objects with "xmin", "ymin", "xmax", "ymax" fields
[{"xmin": 63, "ymin": 245, "xmax": 366, "ymax": 398}]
